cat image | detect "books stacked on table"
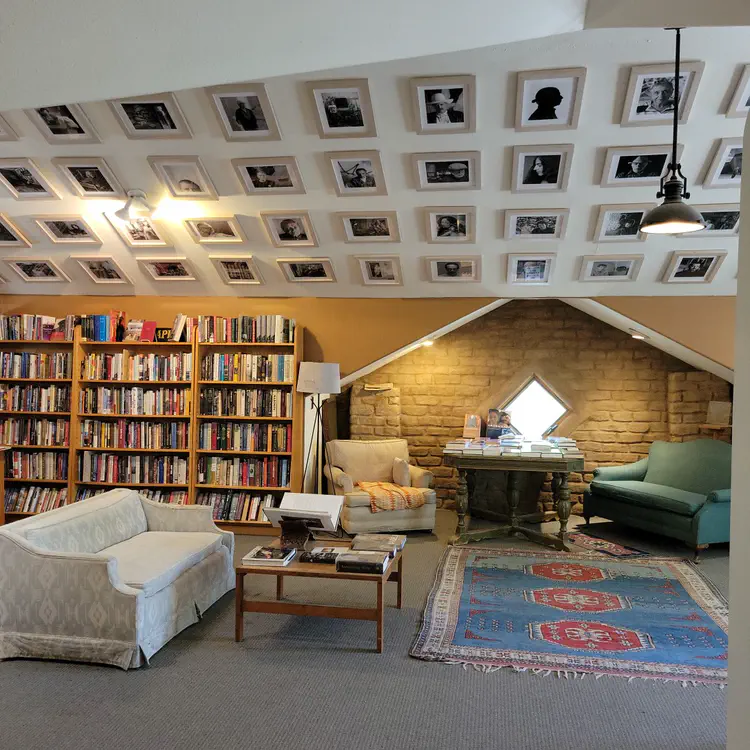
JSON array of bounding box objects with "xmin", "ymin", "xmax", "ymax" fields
[
  {"xmin": 443, "ymin": 437, "xmax": 582, "ymax": 459},
  {"xmin": 335, "ymin": 551, "xmax": 390, "ymax": 575},
  {"xmin": 351, "ymin": 533, "xmax": 406, "ymax": 558},
  {"xmin": 242, "ymin": 546, "xmax": 296, "ymax": 567},
  {"xmin": 299, "ymin": 546, "xmax": 348, "ymax": 564}
]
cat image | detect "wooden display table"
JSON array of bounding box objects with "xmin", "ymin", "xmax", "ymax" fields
[
  {"xmin": 443, "ymin": 452, "xmax": 585, "ymax": 550},
  {"xmin": 235, "ymin": 540, "xmax": 403, "ymax": 653}
]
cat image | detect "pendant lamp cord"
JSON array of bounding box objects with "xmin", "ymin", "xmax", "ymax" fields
[{"xmin": 671, "ymin": 27, "xmax": 681, "ymax": 173}]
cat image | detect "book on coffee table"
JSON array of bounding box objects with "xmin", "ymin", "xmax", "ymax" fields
[
  {"xmin": 336, "ymin": 551, "xmax": 390, "ymax": 574},
  {"xmin": 242, "ymin": 546, "xmax": 296, "ymax": 567},
  {"xmin": 299, "ymin": 546, "xmax": 348, "ymax": 564},
  {"xmin": 351, "ymin": 534, "xmax": 406, "ymax": 557}
]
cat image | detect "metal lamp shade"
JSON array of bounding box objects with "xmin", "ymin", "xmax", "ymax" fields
[{"xmin": 640, "ymin": 200, "xmax": 706, "ymax": 235}]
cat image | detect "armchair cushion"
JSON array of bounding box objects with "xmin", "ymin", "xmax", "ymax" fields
[
  {"xmin": 324, "ymin": 465, "xmax": 354, "ymax": 494},
  {"xmin": 589, "ymin": 480, "xmax": 706, "ymax": 517},
  {"xmin": 343, "ymin": 486, "xmax": 437, "ymax": 509},
  {"xmin": 393, "ymin": 457, "xmax": 411, "ymax": 487},
  {"xmin": 707, "ymin": 489, "xmax": 731, "ymax": 504},
  {"xmin": 409, "ymin": 464, "xmax": 434, "ymax": 489},
  {"xmin": 326, "ymin": 439, "xmax": 410, "ymax": 483}
]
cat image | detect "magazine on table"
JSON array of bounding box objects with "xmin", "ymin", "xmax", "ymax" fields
[
  {"xmin": 241, "ymin": 546, "xmax": 296, "ymax": 567},
  {"xmin": 299, "ymin": 546, "xmax": 348, "ymax": 564}
]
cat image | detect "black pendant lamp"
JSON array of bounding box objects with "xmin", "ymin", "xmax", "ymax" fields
[{"xmin": 640, "ymin": 28, "xmax": 706, "ymax": 235}]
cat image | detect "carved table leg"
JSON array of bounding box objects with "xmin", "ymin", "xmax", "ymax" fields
[
  {"xmin": 507, "ymin": 470, "xmax": 522, "ymax": 535},
  {"xmin": 451, "ymin": 468, "xmax": 469, "ymax": 544},
  {"xmin": 555, "ymin": 471, "xmax": 572, "ymax": 545}
]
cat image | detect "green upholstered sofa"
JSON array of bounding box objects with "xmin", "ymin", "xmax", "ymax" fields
[{"xmin": 583, "ymin": 439, "xmax": 731, "ymax": 558}]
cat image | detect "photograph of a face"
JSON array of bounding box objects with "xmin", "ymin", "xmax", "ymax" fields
[
  {"xmin": 106, "ymin": 215, "xmax": 170, "ymax": 248},
  {"xmin": 53, "ymin": 158, "xmax": 125, "ymax": 199},
  {"xmin": 109, "ymin": 94, "xmax": 191, "ymax": 139},
  {"xmin": 233, "ymin": 157, "xmax": 305, "ymax": 195},
  {"xmin": 327, "ymin": 151, "xmax": 386, "ymax": 196},
  {"xmin": 504, "ymin": 210, "xmax": 568, "ymax": 241},
  {"xmin": 0, "ymin": 159, "xmax": 58, "ymax": 201},
  {"xmin": 149, "ymin": 156, "xmax": 217, "ymax": 200},
  {"xmin": 663, "ymin": 252, "xmax": 726, "ymax": 284},
  {"xmin": 508, "ymin": 255, "xmax": 554, "ymax": 285},
  {"xmin": 579, "ymin": 255, "xmax": 643, "ymax": 282},
  {"xmin": 278, "ymin": 258, "xmax": 335, "ymax": 283},
  {"xmin": 704, "ymin": 139, "xmax": 743, "ymax": 188},
  {"xmin": 5, "ymin": 257, "xmax": 70, "ymax": 283},
  {"xmin": 308, "ymin": 79, "xmax": 376, "ymax": 138},
  {"xmin": 25, "ymin": 104, "xmax": 100, "ymax": 144},
  {"xmin": 358, "ymin": 255, "xmax": 402, "ymax": 286},
  {"xmin": 339, "ymin": 212, "xmax": 399, "ymax": 243},
  {"xmin": 185, "ymin": 217, "xmax": 245, "ymax": 244},
  {"xmin": 426, "ymin": 256, "xmax": 481, "ymax": 282},
  {"xmin": 726, "ymin": 64, "xmax": 750, "ymax": 118},
  {"xmin": 693, "ymin": 205, "xmax": 740, "ymax": 236},
  {"xmin": 210, "ymin": 255, "xmax": 263, "ymax": 286},
  {"xmin": 413, "ymin": 152, "xmax": 480, "ymax": 191},
  {"xmin": 426, "ymin": 207, "xmax": 475, "ymax": 243},
  {"xmin": 512, "ymin": 145, "xmax": 572, "ymax": 193},
  {"xmin": 262, "ymin": 212, "xmax": 317, "ymax": 248},
  {"xmin": 139, "ymin": 257, "xmax": 196, "ymax": 281},
  {"xmin": 0, "ymin": 214, "xmax": 31, "ymax": 247},
  {"xmin": 594, "ymin": 205, "xmax": 652, "ymax": 243},
  {"xmin": 206, "ymin": 82, "xmax": 280, "ymax": 141},
  {"xmin": 412, "ymin": 76, "xmax": 475, "ymax": 134},
  {"xmin": 600, "ymin": 145, "xmax": 680, "ymax": 188},
  {"xmin": 35, "ymin": 216, "xmax": 101, "ymax": 245},
  {"xmin": 74, "ymin": 256, "xmax": 132, "ymax": 285},
  {"xmin": 516, "ymin": 68, "xmax": 586, "ymax": 131}
]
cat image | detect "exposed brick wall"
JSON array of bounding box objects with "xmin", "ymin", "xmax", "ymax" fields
[
  {"xmin": 668, "ymin": 372, "xmax": 732, "ymax": 443},
  {"xmin": 349, "ymin": 300, "xmax": 731, "ymax": 513}
]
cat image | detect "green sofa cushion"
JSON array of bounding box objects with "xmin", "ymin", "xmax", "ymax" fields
[
  {"xmin": 589, "ymin": 480, "xmax": 706, "ymax": 517},
  {"xmin": 644, "ymin": 439, "xmax": 731, "ymax": 495}
]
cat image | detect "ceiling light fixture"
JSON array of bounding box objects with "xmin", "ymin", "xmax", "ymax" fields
[
  {"xmin": 629, "ymin": 329, "xmax": 649, "ymax": 341},
  {"xmin": 421, "ymin": 340, "xmax": 434, "ymax": 347},
  {"xmin": 114, "ymin": 189, "xmax": 155, "ymax": 222},
  {"xmin": 640, "ymin": 28, "xmax": 706, "ymax": 236}
]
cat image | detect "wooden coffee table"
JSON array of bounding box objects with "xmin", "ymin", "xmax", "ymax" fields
[{"xmin": 235, "ymin": 540, "xmax": 403, "ymax": 653}]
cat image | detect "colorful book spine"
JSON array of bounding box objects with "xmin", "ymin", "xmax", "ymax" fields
[
  {"xmin": 199, "ymin": 387, "xmax": 292, "ymax": 417},
  {"xmin": 0, "ymin": 384, "xmax": 71, "ymax": 412},
  {"xmin": 79, "ymin": 387, "xmax": 188, "ymax": 416},
  {"xmin": 196, "ymin": 455, "xmax": 290, "ymax": 487},
  {"xmin": 77, "ymin": 453, "xmax": 189, "ymax": 485}
]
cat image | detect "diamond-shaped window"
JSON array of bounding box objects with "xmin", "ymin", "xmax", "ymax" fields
[{"xmin": 500, "ymin": 377, "xmax": 568, "ymax": 438}]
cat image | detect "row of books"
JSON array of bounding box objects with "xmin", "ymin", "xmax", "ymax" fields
[
  {"xmin": 0, "ymin": 384, "xmax": 70, "ymax": 413},
  {"xmin": 77, "ymin": 453, "xmax": 189, "ymax": 485},
  {"xmin": 199, "ymin": 353, "xmax": 294, "ymax": 383},
  {"xmin": 199, "ymin": 388, "xmax": 293, "ymax": 418},
  {"xmin": 197, "ymin": 421, "xmax": 292, "ymax": 453},
  {"xmin": 79, "ymin": 387, "xmax": 189, "ymax": 416},
  {"xmin": 196, "ymin": 491, "xmax": 275, "ymax": 521},
  {"xmin": 196, "ymin": 315, "xmax": 295, "ymax": 344},
  {"xmin": 79, "ymin": 313, "xmax": 122, "ymax": 342},
  {"xmin": 0, "ymin": 417, "xmax": 70, "ymax": 447},
  {"xmin": 82, "ymin": 352, "xmax": 193, "ymax": 382},
  {"xmin": 0, "ymin": 314, "xmax": 75, "ymax": 341},
  {"xmin": 0, "ymin": 352, "xmax": 73, "ymax": 380},
  {"xmin": 4, "ymin": 486, "xmax": 69, "ymax": 513},
  {"xmin": 170, "ymin": 315, "xmax": 197, "ymax": 342},
  {"xmin": 444, "ymin": 437, "xmax": 583, "ymax": 458},
  {"xmin": 76, "ymin": 487, "xmax": 188, "ymax": 504},
  {"xmin": 80, "ymin": 419, "xmax": 190, "ymax": 450},
  {"xmin": 5, "ymin": 451, "xmax": 68, "ymax": 480},
  {"xmin": 196, "ymin": 455, "xmax": 291, "ymax": 487}
]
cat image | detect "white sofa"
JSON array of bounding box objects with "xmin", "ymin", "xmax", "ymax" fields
[
  {"xmin": 0, "ymin": 489, "xmax": 234, "ymax": 669},
  {"xmin": 324, "ymin": 438, "xmax": 437, "ymax": 533}
]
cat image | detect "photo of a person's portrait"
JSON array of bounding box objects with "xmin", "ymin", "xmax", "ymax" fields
[
  {"xmin": 365, "ymin": 260, "xmax": 396, "ymax": 281},
  {"xmin": 435, "ymin": 214, "xmax": 467, "ymax": 238},
  {"xmin": 291, "ymin": 262, "xmax": 327, "ymax": 278},
  {"xmin": 437, "ymin": 261, "xmax": 472, "ymax": 278},
  {"xmin": 126, "ymin": 218, "xmax": 160, "ymax": 242},
  {"xmin": 522, "ymin": 155, "xmax": 561, "ymax": 185},
  {"xmin": 18, "ymin": 262, "xmax": 57, "ymax": 278},
  {"xmin": 719, "ymin": 147, "xmax": 743, "ymax": 181},
  {"xmin": 580, "ymin": 256, "xmax": 641, "ymax": 282},
  {"xmin": 509, "ymin": 256, "xmax": 553, "ymax": 284},
  {"xmin": 517, "ymin": 70, "xmax": 583, "ymax": 130},
  {"xmin": 425, "ymin": 161, "xmax": 470, "ymax": 184},
  {"xmin": 423, "ymin": 89, "xmax": 465, "ymax": 125},
  {"xmin": 623, "ymin": 66, "xmax": 699, "ymax": 124},
  {"xmin": 516, "ymin": 260, "xmax": 546, "ymax": 281},
  {"xmin": 139, "ymin": 258, "xmax": 196, "ymax": 281},
  {"xmin": 674, "ymin": 257, "xmax": 714, "ymax": 279},
  {"xmin": 319, "ymin": 90, "xmax": 364, "ymax": 129},
  {"xmin": 247, "ymin": 165, "xmax": 291, "ymax": 189},
  {"xmin": 7, "ymin": 258, "xmax": 68, "ymax": 282},
  {"xmin": 86, "ymin": 260, "xmax": 122, "ymax": 280},
  {"xmin": 194, "ymin": 220, "xmax": 237, "ymax": 239},
  {"xmin": 0, "ymin": 167, "xmax": 47, "ymax": 193},
  {"xmin": 162, "ymin": 164, "xmax": 205, "ymax": 193},
  {"xmin": 664, "ymin": 252, "xmax": 725, "ymax": 284},
  {"xmin": 512, "ymin": 215, "xmax": 558, "ymax": 237},
  {"xmin": 615, "ymin": 153, "xmax": 665, "ymax": 180},
  {"xmin": 513, "ymin": 147, "xmax": 570, "ymax": 192},
  {"xmin": 121, "ymin": 102, "xmax": 177, "ymax": 131},
  {"xmin": 218, "ymin": 94, "xmax": 268, "ymax": 132},
  {"xmin": 698, "ymin": 209, "xmax": 740, "ymax": 235},
  {"xmin": 44, "ymin": 220, "xmax": 90, "ymax": 239},
  {"xmin": 275, "ymin": 218, "xmax": 308, "ymax": 242},
  {"xmin": 36, "ymin": 106, "xmax": 84, "ymax": 135},
  {"xmin": 350, "ymin": 218, "xmax": 390, "ymax": 238},
  {"xmin": 337, "ymin": 160, "xmax": 376, "ymax": 189},
  {"xmin": 528, "ymin": 87, "xmax": 564, "ymax": 121},
  {"xmin": 486, "ymin": 409, "xmax": 513, "ymax": 438},
  {"xmin": 602, "ymin": 211, "xmax": 643, "ymax": 238},
  {"xmin": 69, "ymin": 167, "xmax": 113, "ymax": 193},
  {"xmin": 309, "ymin": 80, "xmax": 376, "ymax": 138}
]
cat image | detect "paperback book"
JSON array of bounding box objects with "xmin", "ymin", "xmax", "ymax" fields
[{"xmin": 242, "ymin": 546, "xmax": 296, "ymax": 566}]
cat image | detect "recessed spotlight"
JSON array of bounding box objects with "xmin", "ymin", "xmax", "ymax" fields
[
  {"xmin": 629, "ymin": 329, "xmax": 649, "ymax": 341},
  {"xmin": 422, "ymin": 340, "xmax": 434, "ymax": 347}
]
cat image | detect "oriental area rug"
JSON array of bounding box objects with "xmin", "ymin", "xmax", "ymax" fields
[{"xmin": 410, "ymin": 548, "xmax": 728, "ymax": 685}]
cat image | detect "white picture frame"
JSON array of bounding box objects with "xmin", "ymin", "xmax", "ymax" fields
[
  {"xmin": 424, "ymin": 206, "xmax": 476, "ymax": 244},
  {"xmin": 24, "ymin": 104, "xmax": 100, "ymax": 144},
  {"xmin": 425, "ymin": 255, "xmax": 481, "ymax": 282},
  {"xmin": 511, "ymin": 144, "xmax": 573, "ymax": 193},
  {"xmin": 593, "ymin": 204, "xmax": 654, "ymax": 243},
  {"xmin": 703, "ymin": 138, "xmax": 743, "ymax": 189},
  {"xmin": 621, "ymin": 61, "xmax": 704, "ymax": 127},
  {"xmin": 0, "ymin": 214, "xmax": 31, "ymax": 248},
  {"xmin": 184, "ymin": 216, "xmax": 246, "ymax": 245},
  {"xmin": 277, "ymin": 257, "xmax": 336, "ymax": 283},
  {"xmin": 232, "ymin": 157, "xmax": 305, "ymax": 196},
  {"xmin": 662, "ymin": 251, "xmax": 727, "ymax": 284},
  {"xmin": 73, "ymin": 255, "xmax": 133, "ymax": 285},
  {"xmin": 52, "ymin": 157, "xmax": 126, "ymax": 199},
  {"xmin": 504, "ymin": 209, "xmax": 569, "ymax": 240},
  {"xmin": 210, "ymin": 255, "xmax": 264, "ymax": 286},
  {"xmin": 4, "ymin": 256, "xmax": 70, "ymax": 283},
  {"xmin": 410, "ymin": 75, "xmax": 476, "ymax": 135},
  {"xmin": 34, "ymin": 215, "xmax": 102, "ymax": 245},
  {"xmin": 507, "ymin": 254, "xmax": 555, "ymax": 285},
  {"xmin": 148, "ymin": 156, "xmax": 218, "ymax": 200},
  {"xmin": 692, "ymin": 204, "xmax": 741, "ymax": 237},
  {"xmin": 725, "ymin": 64, "xmax": 750, "ymax": 118},
  {"xmin": 105, "ymin": 214, "xmax": 171, "ymax": 249},
  {"xmin": 357, "ymin": 255, "xmax": 403, "ymax": 286},
  {"xmin": 0, "ymin": 114, "xmax": 18, "ymax": 142},
  {"xmin": 0, "ymin": 159, "xmax": 59, "ymax": 201},
  {"xmin": 600, "ymin": 144, "xmax": 683, "ymax": 188},
  {"xmin": 326, "ymin": 150, "xmax": 387, "ymax": 197},
  {"xmin": 108, "ymin": 92, "xmax": 192, "ymax": 139},
  {"xmin": 205, "ymin": 81, "xmax": 281, "ymax": 141},
  {"xmin": 137, "ymin": 256, "xmax": 197, "ymax": 282},
  {"xmin": 411, "ymin": 151, "xmax": 481, "ymax": 191},
  {"xmin": 338, "ymin": 211, "xmax": 400, "ymax": 243},
  {"xmin": 261, "ymin": 211, "xmax": 318, "ymax": 249},
  {"xmin": 579, "ymin": 255, "xmax": 644, "ymax": 282},
  {"xmin": 515, "ymin": 67, "xmax": 586, "ymax": 131},
  {"xmin": 307, "ymin": 78, "xmax": 377, "ymax": 139}
]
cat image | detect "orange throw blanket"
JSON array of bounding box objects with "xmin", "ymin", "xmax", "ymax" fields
[{"xmin": 357, "ymin": 481, "xmax": 426, "ymax": 514}]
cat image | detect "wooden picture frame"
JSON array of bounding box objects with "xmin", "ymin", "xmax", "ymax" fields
[
  {"xmin": 24, "ymin": 103, "xmax": 100, "ymax": 144},
  {"xmin": 515, "ymin": 67, "xmax": 586, "ymax": 131},
  {"xmin": 0, "ymin": 214, "xmax": 31, "ymax": 248},
  {"xmin": 148, "ymin": 156, "xmax": 218, "ymax": 200},
  {"xmin": 277, "ymin": 257, "xmax": 336, "ymax": 283},
  {"xmin": 703, "ymin": 138, "xmax": 744, "ymax": 189},
  {"xmin": 0, "ymin": 159, "xmax": 59, "ymax": 201},
  {"xmin": 108, "ymin": 92, "xmax": 192, "ymax": 139},
  {"xmin": 73, "ymin": 255, "xmax": 133, "ymax": 285},
  {"xmin": 425, "ymin": 255, "xmax": 481, "ymax": 282},
  {"xmin": 306, "ymin": 78, "xmax": 377, "ymax": 139},
  {"xmin": 356, "ymin": 255, "xmax": 403, "ymax": 286},
  {"xmin": 504, "ymin": 209, "xmax": 569, "ymax": 240},
  {"xmin": 261, "ymin": 211, "xmax": 318, "ymax": 248},
  {"xmin": 232, "ymin": 157, "xmax": 305, "ymax": 196},
  {"xmin": 34, "ymin": 215, "xmax": 102, "ymax": 245},
  {"xmin": 411, "ymin": 151, "xmax": 481, "ymax": 191},
  {"xmin": 579, "ymin": 254, "xmax": 644, "ymax": 282},
  {"xmin": 184, "ymin": 216, "xmax": 246, "ymax": 245},
  {"xmin": 410, "ymin": 75, "xmax": 476, "ymax": 135},
  {"xmin": 424, "ymin": 206, "xmax": 476, "ymax": 244},
  {"xmin": 692, "ymin": 204, "xmax": 741, "ymax": 237},
  {"xmin": 725, "ymin": 64, "xmax": 750, "ymax": 119},
  {"xmin": 593, "ymin": 204, "xmax": 654, "ymax": 243},
  {"xmin": 4, "ymin": 256, "xmax": 70, "ymax": 283},
  {"xmin": 511, "ymin": 144, "xmax": 573, "ymax": 193},
  {"xmin": 105, "ymin": 214, "xmax": 171, "ymax": 249},
  {"xmin": 507, "ymin": 254, "xmax": 555, "ymax": 285},
  {"xmin": 326, "ymin": 150, "xmax": 387, "ymax": 197},
  {"xmin": 137, "ymin": 256, "xmax": 197, "ymax": 282},
  {"xmin": 52, "ymin": 157, "xmax": 126, "ymax": 199},
  {"xmin": 337, "ymin": 211, "xmax": 400, "ymax": 243},
  {"xmin": 0, "ymin": 114, "xmax": 19, "ymax": 142},
  {"xmin": 209, "ymin": 255, "xmax": 264, "ymax": 286},
  {"xmin": 205, "ymin": 81, "xmax": 281, "ymax": 141},
  {"xmin": 662, "ymin": 251, "xmax": 727, "ymax": 284},
  {"xmin": 600, "ymin": 144, "xmax": 683, "ymax": 188}
]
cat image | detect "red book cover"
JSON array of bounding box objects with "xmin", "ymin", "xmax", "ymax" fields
[{"xmin": 140, "ymin": 321, "xmax": 157, "ymax": 342}]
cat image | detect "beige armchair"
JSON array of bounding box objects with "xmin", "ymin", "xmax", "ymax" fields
[{"xmin": 324, "ymin": 439, "xmax": 437, "ymax": 533}]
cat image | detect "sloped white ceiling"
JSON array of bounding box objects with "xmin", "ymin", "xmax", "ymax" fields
[{"xmin": 0, "ymin": 26, "xmax": 747, "ymax": 299}]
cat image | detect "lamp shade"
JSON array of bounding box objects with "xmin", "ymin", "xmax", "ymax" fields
[
  {"xmin": 297, "ymin": 362, "xmax": 341, "ymax": 394},
  {"xmin": 640, "ymin": 199, "xmax": 706, "ymax": 235}
]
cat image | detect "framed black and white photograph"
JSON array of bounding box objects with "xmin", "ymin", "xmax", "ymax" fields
[
  {"xmin": 504, "ymin": 209, "xmax": 569, "ymax": 240},
  {"xmin": 425, "ymin": 256, "xmax": 481, "ymax": 282},
  {"xmin": 412, "ymin": 151, "xmax": 481, "ymax": 191},
  {"xmin": 307, "ymin": 78, "xmax": 376, "ymax": 139},
  {"xmin": 210, "ymin": 255, "xmax": 263, "ymax": 286},
  {"xmin": 4, "ymin": 257, "xmax": 70, "ymax": 283},
  {"xmin": 338, "ymin": 211, "xmax": 400, "ymax": 243},
  {"xmin": 693, "ymin": 204, "xmax": 740, "ymax": 237},
  {"xmin": 579, "ymin": 254, "xmax": 644, "ymax": 282},
  {"xmin": 108, "ymin": 93, "xmax": 191, "ymax": 139},
  {"xmin": 278, "ymin": 257, "xmax": 335, "ymax": 283},
  {"xmin": 105, "ymin": 214, "xmax": 171, "ymax": 249},
  {"xmin": 261, "ymin": 211, "xmax": 318, "ymax": 248},
  {"xmin": 357, "ymin": 255, "xmax": 403, "ymax": 286},
  {"xmin": 725, "ymin": 64, "xmax": 750, "ymax": 119},
  {"xmin": 52, "ymin": 157, "xmax": 125, "ymax": 199},
  {"xmin": 425, "ymin": 206, "xmax": 475, "ymax": 244},
  {"xmin": 662, "ymin": 251, "xmax": 726, "ymax": 284},
  {"xmin": 184, "ymin": 216, "xmax": 246, "ymax": 245},
  {"xmin": 73, "ymin": 255, "xmax": 133, "ymax": 285},
  {"xmin": 148, "ymin": 156, "xmax": 217, "ymax": 200},
  {"xmin": 600, "ymin": 144, "xmax": 681, "ymax": 188},
  {"xmin": 511, "ymin": 145, "xmax": 572, "ymax": 193},
  {"xmin": 515, "ymin": 68, "xmax": 586, "ymax": 131},
  {"xmin": 411, "ymin": 75, "xmax": 476, "ymax": 135},
  {"xmin": 205, "ymin": 81, "xmax": 281, "ymax": 141},
  {"xmin": 507, "ymin": 254, "xmax": 555, "ymax": 285},
  {"xmin": 24, "ymin": 104, "xmax": 99, "ymax": 144},
  {"xmin": 326, "ymin": 150, "xmax": 386, "ymax": 197},
  {"xmin": 703, "ymin": 138, "xmax": 743, "ymax": 189},
  {"xmin": 0, "ymin": 114, "xmax": 18, "ymax": 142},
  {"xmin": 0, "ymin": 159, "xmax": 59, "ymax": 201},
  {"xmin": 34, "ymin": 216, "xmax": 102, "ymax": 245},
  {"xmin": 138, "ymin": 256, "xmax": 197, "ymax": 282},
  {"xmin": 232, "ymin": 157, "xmax": 305, "ymax": 196},
  {"xmin": 593, "ymin": 204, "xmax": 653, "ymax": 243},
  {"xmin": 0, "ymin": 214, "xmax": 31, "ymax": 248},
  {"xmin": 621, "ymin": 62, "xmax": 704, "ymax": 126}
]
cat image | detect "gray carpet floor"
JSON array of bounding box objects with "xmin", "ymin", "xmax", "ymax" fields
[{"xmin": 0, "ymin": 511, "xmax": 727, "ymax": 750}]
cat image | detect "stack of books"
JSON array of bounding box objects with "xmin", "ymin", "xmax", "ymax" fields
[
  {"xmin": 242, "ymin": 546, "xmax": 296, "ymax": 567},
  {"xmin": 299, "ymin": 546, "xmax": 348, "ymax": 564},
  {"xmin": 351, "ymin": 533, "xmax": 406, "ymax": 558},
  {"xmin": 335, "ymin": 551, "xmax": 390, "ymax": 574}
]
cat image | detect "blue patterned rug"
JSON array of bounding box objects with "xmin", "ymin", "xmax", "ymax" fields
[{"xmin": 411, "ymin": 547, "xmax": 728, "ymax": 685}]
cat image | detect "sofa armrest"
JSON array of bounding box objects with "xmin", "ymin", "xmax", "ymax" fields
[
  {"xmin": 593, "ymin": 457, "xmax": 649, "ymax": 482},
  {"xmin": 409, "ymin": 464, "xmax": 434, "ymax": 489},
  {"xmin": 707, "ymin": 489, "xmax": 731, "ymax": 503},
  {"xmin": 324, "ymin": 465, "xmax": 354, "ymax": 494}
]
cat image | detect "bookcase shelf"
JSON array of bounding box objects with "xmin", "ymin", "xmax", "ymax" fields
[
  {"xmin": 0, "ymin": 411, "xmax": 71, "ymax": 417},
  {"xmin": 197, "ymin": 414, "xmax": 292, "ymax": 421},
  {"xmin": 78, "ymin": 413, "xmax": 191, "ymax": 419},
  {"xmin": 196, "ymin": 449, "xmax": 292, "ymax": 456},
  {"xmin": 80, "ymin": 379, "xmax": 192, "ymax": 385},
  {"xmin": 198, "ymin": 380, "xmax": 293, "ymax": 386},
  {"xmin": 5, "ymin": 444, "xmax": 69, "ymax": 450},
  {"xmin": 0, "ymin": 377, "xmax": 73, "ymax": 383},
  {"xmin": 78, "ymin": 446, "xmax": 190, "ymax": 453},
  {"xmin": 77, "ymin": 481, "xmax": 189, "ymax": 488},
  {"xmin": 0, "ymin": 340, "xmax": 73, "ymax": 345},
  {"xmin": 80, "ymin": 341, "xmax": 193, "ymax": 348},
  {"xmin": 196, "ymin": 484, "xmax": 290, "ymax": 491},
  {"xmin": 5, "ymin": 478, "xmax": 69, "ymax": 484},
  {"xmin": 199, "ymin": 342, "xmax": 295, "ymax": 348}
]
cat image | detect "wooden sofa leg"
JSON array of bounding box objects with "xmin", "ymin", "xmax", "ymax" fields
[
  {"xmin": 694, "ymin": 544, "xmax": 709, "ymax": 563},
  {"xmin": 582, "ymin": 514, "xmax": 592, "ymax": 528}
]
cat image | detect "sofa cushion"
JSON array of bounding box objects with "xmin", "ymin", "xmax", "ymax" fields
[
  {"xmin": 590, "ymin": 480, "xmax": 706, "ymax": 517},
  {"xmin": 102, "ymin": 531, "xmax": 223, "ymax": 596},
  {"xmin": 644, "ymin": 439, "xmax": 732, "ymax": 495},
  {"xmin": 344, "ymin": 486, "xmax": 437, "ymax": 509},
  {"xmin": 23, "ymin": 490, "xmax": 148, "ymax": 554},
  {"xmin": 393, "ymin": 457, "xmax": 411, "ymax": 487}
]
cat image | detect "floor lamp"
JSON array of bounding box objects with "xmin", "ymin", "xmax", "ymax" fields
[{"xmin": 297, "ymin": 362, "xmax": 341, "ymax": 494}]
